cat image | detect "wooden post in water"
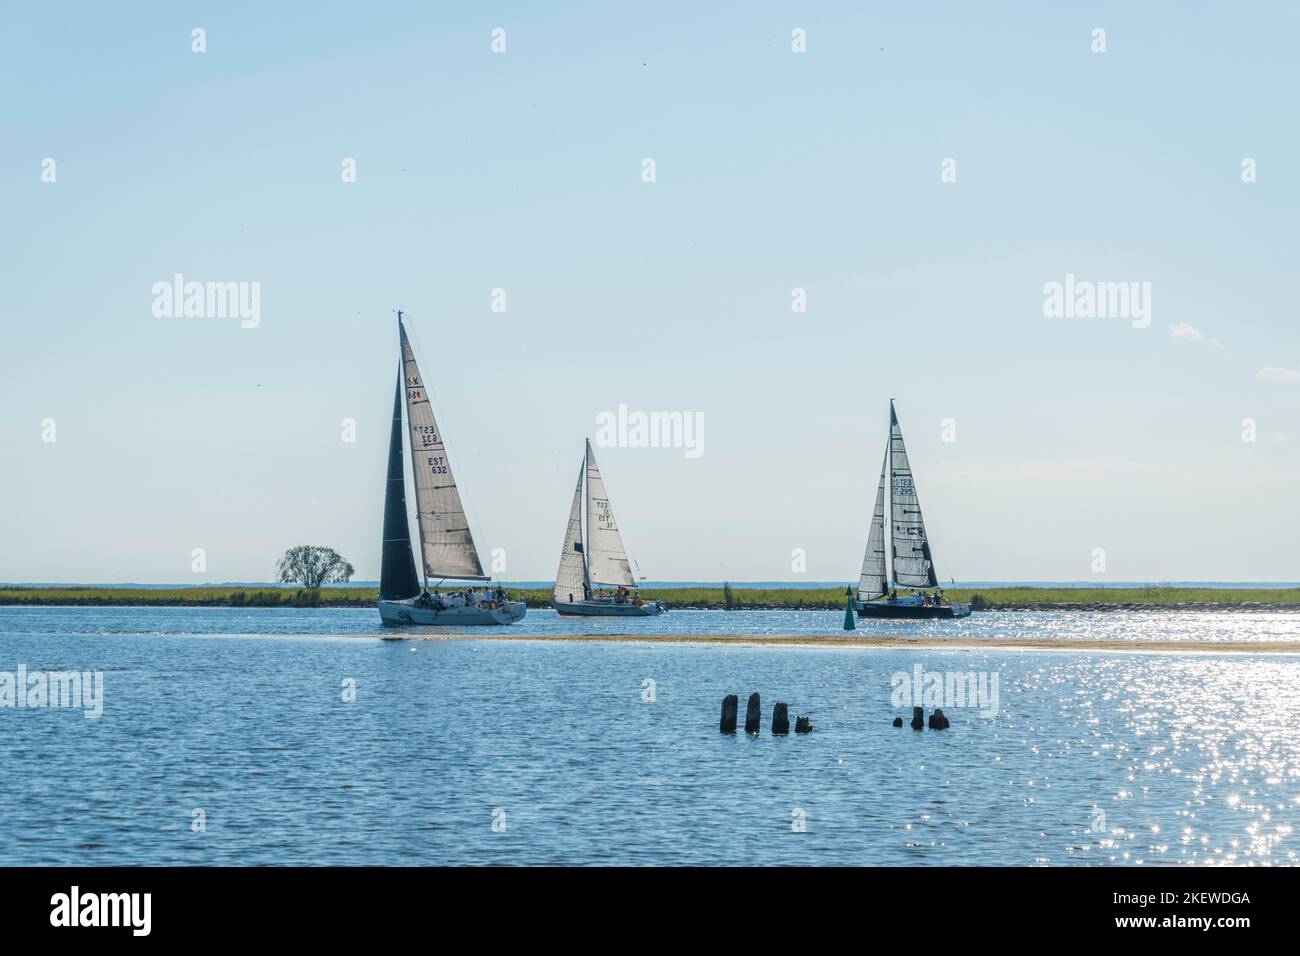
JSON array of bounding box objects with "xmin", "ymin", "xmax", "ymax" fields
[
  {"xmin": 772, "ymin": 702, "xmax": 790, "ymax": 735},
  {"xmin": 843, "ymin": 586, "xmax": 856, "ymax": 630},
  {"xmin": 928, "ymin": 708, "xmax": 950, "ymax": 730},
  {"xmin": 719, "ymin": 694, "xmax": 738, "ymax": 734},
  {"xmin": 794, "ymin": 715, "xmax": 813, "ymax": 733},
  {"xmin": 911, "ymin": 706, "xmax": 925, "ymax": 730},
  {"xmin": 744, "ymin": 692, "xmax": 761, "ymax": 734}
]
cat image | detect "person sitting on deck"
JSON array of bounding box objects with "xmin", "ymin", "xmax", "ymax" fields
[{"xmin": 465, "ymin": 589, "xmax": 478, "ymax": 606}]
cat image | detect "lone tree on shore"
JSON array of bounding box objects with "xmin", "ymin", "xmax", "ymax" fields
[{"xmin": 276, "ymin": 546, "xmax": 355, "ymax": 590}]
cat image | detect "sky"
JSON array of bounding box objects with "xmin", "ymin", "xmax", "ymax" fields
[{"xmin": 2, "ymin": 1, "xmax": 1298, "ymax": 585}]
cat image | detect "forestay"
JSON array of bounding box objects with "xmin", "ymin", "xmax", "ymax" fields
[
  {"xmin": 858, "ymin": 450, "xmax": 889, "ymax": 599},
  {"xmin": 553, "ymin": 462, "xmax": 588, "ymax": 604}
]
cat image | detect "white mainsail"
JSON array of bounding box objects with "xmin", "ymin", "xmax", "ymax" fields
[
  {"xmin": 858, "ymin": 450, "xmax": 889, "ymax": 599},
  {"xmin": 400, "ymin": 322, "xmax": 488, "ymax": 582},
  {"xmin": 888, "ymin": 403, "xmax": 938, "ymax": 588},
  {"xmin": 553, "ymin": 461, "xmax": 588, "ymax": 604},
  {"xmin": 583, "ymin": 440, "xmax": 635, "ymax": 587}
]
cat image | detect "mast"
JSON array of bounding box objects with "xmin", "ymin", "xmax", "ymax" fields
[
  {"xmin": 398, "ymin": 311, "xmax": 428, "ymax": 594},
  {"xmin": 581, "ymin": 448, "xmax": 590, "ymax": 593},
  {"xmin": 885, "ymin": 400, "xmax": 893, "ymax": 591}
]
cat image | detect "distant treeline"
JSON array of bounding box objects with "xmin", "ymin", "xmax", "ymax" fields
[
  {"xmin": 0, "ymin": 587, "xmax": 375, "ymax": 607},
  {"xmin": 2, "ymin": 585, "xmax": 1300, "ymax": 610}
]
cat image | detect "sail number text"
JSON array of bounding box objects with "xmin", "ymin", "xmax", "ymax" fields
[{"xmin": 891, "ymin": 476, "xmax": 915, "ymax": 496}]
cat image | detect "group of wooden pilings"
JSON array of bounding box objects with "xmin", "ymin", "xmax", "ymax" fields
[
  {"xmin": 720, "ymin": 693, "xmax": 812, "ymax": 735},
  {"xmin": 892, "ymin": 706, "xmax": 950, "ymax": 730}
]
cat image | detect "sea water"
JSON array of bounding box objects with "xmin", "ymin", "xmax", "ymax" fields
[
  {"xmin": 1, "ymin": 606, "xmax": 1297, "ymax": 865},
  {"xmin": 3, "ymin": 605, "xmax": 1299, "ymax": 642}
]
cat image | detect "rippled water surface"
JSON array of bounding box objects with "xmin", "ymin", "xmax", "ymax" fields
[
  {"xmin": 4, "ymin": 605, "xmax": 1300, "ymax": 642},
  {"xmin": 2, "ymin": 607, "xmax": 1298, "ymax": 865}
]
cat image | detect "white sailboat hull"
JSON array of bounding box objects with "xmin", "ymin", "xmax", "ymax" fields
[
  {"xmin": 377, "ymin": 598, "xmax": 527, "ymax": 627},
  {"xmin": 553, "ymin": 599, "xmax": 666, "ymax": 617}
]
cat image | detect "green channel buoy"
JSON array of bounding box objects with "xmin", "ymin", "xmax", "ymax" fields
[{"xmin": 843, "ymin": 586, "xmax": 856, "ymax": 630}]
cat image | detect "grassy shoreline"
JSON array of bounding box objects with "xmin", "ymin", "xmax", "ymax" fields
[{"xmin": 2, "ymin": 585, "xmax": 1299, "ymax": 611}]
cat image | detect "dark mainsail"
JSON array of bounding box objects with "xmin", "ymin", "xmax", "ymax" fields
[
  {"xmin": 379, "ymin": 367, "xmax": 420, "ymax": 600},
  {"xmin": 888, "ymin": 402, "xmax": 939, "ymax": 588}
]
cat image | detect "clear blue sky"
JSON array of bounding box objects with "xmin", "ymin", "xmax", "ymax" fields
[{"xmin": 2, "ymin": 1, "xmax": 1297, "ymax": 584}]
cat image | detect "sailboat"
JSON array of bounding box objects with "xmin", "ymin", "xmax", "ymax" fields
[
  {"xmin": 856, "ymin": 401, "xmax": 970, "ymax": 620},
  {"xmin": 552, "ymin": 440, "xmax": 666, "ymax": 617},
  {"xmin": 377, "ymin": 313, "xmax": 527, "ymax": 627}
]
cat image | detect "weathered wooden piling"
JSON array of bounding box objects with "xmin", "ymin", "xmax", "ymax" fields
[
  {"xmin": 911, "ymin": 706, "xmax": 925, "ymax": 730},
  {"xmin": 772, "ymin": 702, "xmax": 790, "ymax": 735},
  {"xmin": 928, "ymin": 708, "xmax": 950, "ymax": 730},
  {"xmin": 794, "ymin": 715, "xmax": 813, "ymax": 733},
  {"xmin": 719, "ymin": 694, "xmax": 738, "ymax": 734},
  {"xmin": 892, "ymin": 716, "xmax": 903, "ymax": 727},
  {"xmin": 744, "ymin": 692, "xmax": 761, "ymax": 734}
]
